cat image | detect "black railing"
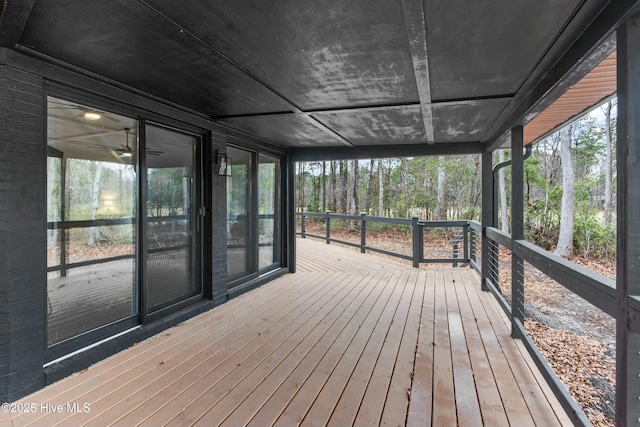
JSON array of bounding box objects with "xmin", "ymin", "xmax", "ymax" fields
[
  {"xmin": 296, "ymin": 211, "xmax": 474, "ymax": 267},
  {"xmin": 483, "ymin": 226, "xmax": 625, "ymax": 427},
  {"xmin": 469, "ymin": 220, "xmax": 481, "ymax": 274},
  {"xmin": 47, "ymin": 215, "xmax": 188, "ymax": 276}
]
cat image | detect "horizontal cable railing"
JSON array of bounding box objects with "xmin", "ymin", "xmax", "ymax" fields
[
  {"xmin": 469, "ymin": 220, "xmax": 481, "ymax": 274},
  {"xmin": 483, "ymin": 226, "xmax": 629, "ymax": 427}
]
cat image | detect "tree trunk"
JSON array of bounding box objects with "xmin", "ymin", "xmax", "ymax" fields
[
  {"xmin": 499, "ymin": 150, "xmax": 509, "ymax": 233},
  {"xmin": 378, "ymin": 159, "xmax": 384, "ymax": 216},
  {"xmin": 297, "ymin": 162, "xmax": 305, "ymax": 212},
  {"xmin": 87, "ymin": 162, "xmax": 104, "ymax": 246},
  {"xmin": 366, "ymin": 158, "xmax": 375, "ymax": 214},
  {"xmin": 555, "ymin": 125, "xmax": 575, "ymax": 257},
  {"xmin": 400, "ymin": 157, "xmax": 408, "ymax": 218},
  {"xmin": 351, "ymin": 160, "xmax": 358, "ymax": 215},
  {"xmin": 603, "ymin": 100, "xmax": 613, "ymax": 225},
  {"xmin": 330, "ymin": 161, "xmax": 337, "ymax": 212},
  {"xmin": 321, "ymin": 161, "xmax": 326, "ymax": 212},
  {"xmin": 339, "ymin": 160, "xmax": 347, "ymax": 213},
  {"xmin": 436, "ymin": 156, "xmax": 446, "ymax": 220}
]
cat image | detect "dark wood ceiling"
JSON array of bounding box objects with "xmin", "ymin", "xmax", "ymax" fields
[{"xmin": 3, "ymin": 0, "xmax": 629, "ymax": 150}]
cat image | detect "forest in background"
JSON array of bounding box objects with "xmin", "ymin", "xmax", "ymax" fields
[{"xmin": 296, "ymin": 99, "xmax": 617, "ymax": 260}]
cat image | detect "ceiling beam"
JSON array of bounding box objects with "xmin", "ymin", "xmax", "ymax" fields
[
  {"xmin": 290, "ymin": 142, "xmax": 485, "ymax": 162},
  {"xmin": 400, "ymin": 0, "xmax": 434, "ymax": 144},
  {"xmin": 212, "ymin": 95, "xmax": 514, "ymax": 121},
  {"xmin": 0, "ymin": 0, "xmax": 37, "ymax": 48},
  {"xmin": 486, "ymin": 0, "xmax": 640, "ymax": 151},
  {"xmin": 305, "ymin": 115, "xmax": 355, "ymax": 147}
]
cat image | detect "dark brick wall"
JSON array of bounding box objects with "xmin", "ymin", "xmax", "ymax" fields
[
  {"xmin": 0, "ymin": 65, "xmax": 46, "ymax": 402},
  {"xmin": 210, "ymin": 132, "xmax": 228, "ymax": 305}
]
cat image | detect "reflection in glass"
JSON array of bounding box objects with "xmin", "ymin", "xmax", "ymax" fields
[
  {"xmin": 146, "ymin": 125, "xmax": 200, "ymax": 312},
  {"xmin": 227, "ymin": 147, "xmax": 251, "ymax": 277},
  {"xmin": 46, "ymin": 97, "xmax": 137, "ymax": 345},
  {"xmin": 259, "ymin": 155, "xmax": 280, "ymax": 269}
]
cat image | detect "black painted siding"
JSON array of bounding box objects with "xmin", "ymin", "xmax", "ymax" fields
[{"xmin": 0, "ymin": 64, "xmax": 46, "ymax": 402}]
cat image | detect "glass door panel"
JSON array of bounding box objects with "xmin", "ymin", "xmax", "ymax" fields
[
  {"xmin": 258, "ymin": 155, "xmax": 280, "ymax": 270},
  {"xmin": 227, "ymin": 146, "xmax": 252, "ymax": 278},
  {"xmin": 145, "ymin": 125, "xmax": 200, "ymax": 312},
  {"xmin": 46, "ymin": 97, "xmax": 138, "ymax": 346}
]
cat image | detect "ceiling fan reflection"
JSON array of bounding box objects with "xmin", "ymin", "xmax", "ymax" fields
[{"xmin": 92, "ymin": 128, "xmax": 163, "ymax": 157}]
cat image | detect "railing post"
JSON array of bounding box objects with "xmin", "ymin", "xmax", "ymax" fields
[
  {"xmin": 453, "ymin": 240, "xmax": 458, "ymax": 268},
  {"xmin": 412, "ymin": 216, "xmax": 420, "ymax": 268},
  {"xmin": 325, "ymin": 210, "xmax": 331, "ymax": 244},
  {"xmin": 301, "ymin": 213, "xmax": 306, "ymax": 238},
  {"xmin": 360, "ymin": 212, "xmax": 367, "ymax": 253},
  {"xmin": 463, "ymin": 223, "xmax": 469, "ymax": 263}
]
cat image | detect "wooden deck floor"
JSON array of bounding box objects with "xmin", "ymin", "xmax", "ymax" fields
[{"xmin": 4, "ymin": 238, "xmax": 571, "ymax": 427}]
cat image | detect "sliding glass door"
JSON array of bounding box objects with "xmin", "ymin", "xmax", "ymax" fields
[
  {"xmin": 46, "ymin": 97, "xmax": 203, "ymax": 357},
  {"xmin": 227, "ymin": 146, "xmax": 252, "ymax": 279},
  {"xmin": 259, "ymin": 155, "xmax": 280, "ymax": 270},
  {"xmin": 227, "ymin": 147, "xmax": 281, "ymax": 285},
  {"xmin": 145, "ymin": 124, "xmax": 202, "ymax": 313},
  {"xmin": 46, "ymin": 97, "xmax": 139, "ymax": 348}
]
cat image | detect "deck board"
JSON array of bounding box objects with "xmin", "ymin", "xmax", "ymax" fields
[{"xmin": 4, "ymin": 238, "xmax": 572, "ymax": 427}]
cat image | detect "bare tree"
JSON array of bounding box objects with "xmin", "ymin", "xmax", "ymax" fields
[
  {"xmin": 330, "ymin": 161, "xmax": 337, "ymax": 212},
  {"xmin": 436, "ymin": 156, "xmax": 446, "ymax": 220},
  {"xmin": 378, "ymin": 159, "xmax": 384, "ymax": 216},
  {"xmin": 321, "ymin": 161, "xmax": 326, "ymax": 212},
  {"xmin": 399, "ymin": 157, "xmax": 409, "ymax": 217},
  {"xmin": 351, "ymin": 160, "xmax": 358, "ymax": 214},
  {"xmin": 366, "ymin": 158, "xmax": 375, "ymax": 214},
  {"xmin": 555, "ymin": 124, "xmax": 574, "ymax": 257},
  {"xmin": 339, "ymin": 160, "xmax": 347, "ymax": 213},
  {"xmin": 603, "ymin": 100, "xmax": 614, "ymax": 225},
  {"xmin": 87, "ymin": 162, "xmax": 104, "ymax": 246},
  {"xmin": 499, "ymin": 150, "xmax": 509, "ymax": 233}
]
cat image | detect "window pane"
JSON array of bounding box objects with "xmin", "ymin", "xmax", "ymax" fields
[
  {"xmin": 227, "ymin": 147, "xmax": 251, "ymax": 277},
  {"xmin": 146, "ymin": 125, "xmax": 200, "ymax": 312},
  {"xmin": 47, "ymin": 97, "xmax": 138, "ymax": 346},
  {"xmin": 259, "ymin": 155, "xmax": 279, "ymax": 269}
]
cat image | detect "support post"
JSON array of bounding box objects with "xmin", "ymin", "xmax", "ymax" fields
[
  {"xmin": 616, "ymin": 16, "xmax": 640, "ymax": 427},
  {"xmin": 360, "ymin": 212, "xmax": 367, "ymax": 253},
  {"xmin": 511, "ymin": 126, "xmax": 525, "ymax": 338},
  {"xmin": 325, "ymin": 210, "xmax": 331, "ymax": 244},
  {"xmin": 481, "ymin": 150, "xmax": 494, "ymax": 291},
  {"xmin": 412, "ymin": 216, "xmax": 421, "ymax": 268},
  {"xmin": 287, "ymin": 155, "xmax": 296, "ymax": 273}
]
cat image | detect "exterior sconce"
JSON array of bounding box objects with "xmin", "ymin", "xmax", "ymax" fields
[{"xmin": 217, "ymin": 152, "xmax": 231, "ymax": 176}]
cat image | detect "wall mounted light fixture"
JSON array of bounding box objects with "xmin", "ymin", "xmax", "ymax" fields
[{"xmin": 217, "ymin": 152, "xmax": 231, "ymax": 176}]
